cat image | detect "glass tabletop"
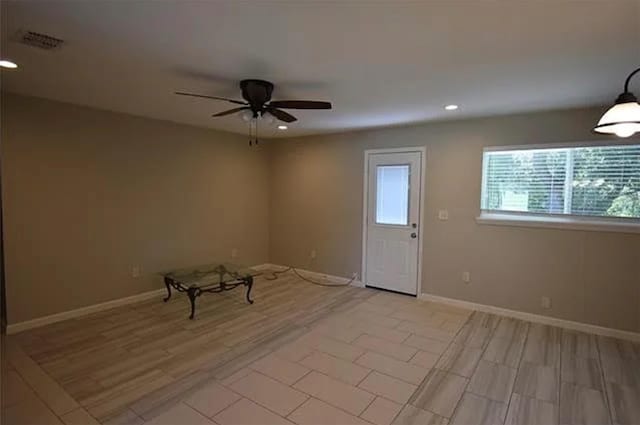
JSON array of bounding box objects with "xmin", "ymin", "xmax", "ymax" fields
[{"xmin": 160, "ymin": 262, "xmax": 261, "ymax": 288}]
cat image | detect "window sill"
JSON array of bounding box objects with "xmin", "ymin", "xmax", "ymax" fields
[{"xmin": 476, "ymin": 212, "xmax": 640, "ymax": 234}]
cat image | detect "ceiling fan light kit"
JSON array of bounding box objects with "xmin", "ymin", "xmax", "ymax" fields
[
  {"xmin": 594, "ymin": 67, "xmax": 640, "ymax": 138},
  {"xmin": 176, "ymin": 79, "xmax": 332, "ymax": 145}
]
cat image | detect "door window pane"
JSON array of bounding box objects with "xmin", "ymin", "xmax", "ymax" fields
[{"xmin": 376, "ymin": 165, "xmax": 409, "ymax": 225}]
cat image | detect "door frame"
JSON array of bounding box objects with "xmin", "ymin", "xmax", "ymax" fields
[{"xmin": 361, "ymin": 146, "xmax": 427, "ymax": 296}]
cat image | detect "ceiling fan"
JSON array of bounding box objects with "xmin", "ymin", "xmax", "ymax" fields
[{"xmin": 176, "ymin": 79, "xmax": 332, "ymax": 124}]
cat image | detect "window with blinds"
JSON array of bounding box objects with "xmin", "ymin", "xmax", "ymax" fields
[{"xmin": 481, "ymin": 144, "xmax": 640, "ymax": 219}]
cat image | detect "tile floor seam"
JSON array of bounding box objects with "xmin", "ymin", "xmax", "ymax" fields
[
  {"xmin": 294, "ymin": 350, "xmax": 314, "ymax": 366},
  {"xmin": 355, "ymin": 361, "xmax": 425, "ymax": 388},
  {"xmin": 6, "ymin": 391, "xmax": 65, "ymax": 425},
  {"xmin": 285, "ymin": 396, "xmax": 377, "ymax": 425},
  {"xmin": 293, "ymin": 369, "xmax": 378, "ymax": 417},
  {"xmin": 248, "ymin": 354, "xmax": 312, "ymax": 386},
  {"xmin": 557, "ymin": 329, "xmax": 563, "ymax": 425},
  {"xmin": 170, "ymin": 401, "xmax": 213, "ymax": 424},
  {"xmin": 289, "ymin": 368, "xmax": 314, "ymax": 387},
  {"xmin": 305, "ymin": 368, "xmax": 379, "ymax": 399},
  {"xmin": 351, "ymin": 349, "xmax": 369, "ymax": 366},
  {"xmin": 230, "ymin": 369, "xmax": 310, "ymax": 419},
  {"xmin": 112, "ymin": 407, "xmax": 146, "ymax": 425},
  {"xmin": 556, "ymin": 331, "xmax": 563, "ymax": 425},
  {"xmin": 407, "ymin": 349, "xmax": 421, "ymax": 364},
  {"xmin": 308, "ymin": 344, "xmax": 364, "ymax": 365},
  {"xmin": 288, "ymin": 392, "xmax": 313, "ymax": 421},
  {"xmin": 447, "ymin": 312, "xmax": 503, "ymax": 423},
  {"xmin": 398, "ymin": 331, "xmax": 411, "ymax": 345},
  {"xmin": 54, "ymin": 408, "xmax": 69, "ymax": 425},
  {"xmin": 63, "ymin": 407, "xmax": 102, "ymax": 425},
  {"xmin": 213, "ymin": 397, "xmax": 245, "ymax": 422},
  {"xmin": 402, "ymin": 309, "xmax": 471, "ymax": 418},
  {"xmin": 355, "ymin": 366, "xmax": 376, "ymax": 387},
  {"xmin": 357, "ymin": 391, "xmax": 379, "ymax": 422},
  {"xmin": 368, "ymin": 395, "xmax": 405, "ymax": 425},
  {"xmin": 595, "ymin": 336, "xmax": 616, "ymax": 425},
  {"xmin": 184, "ymin": 398, "xmax": 219, "ymax": 420},
  {"xmin": 4, "ymin": 367, "xmax": 34, "ymax": 408},
  {"xmin": 503, "ymin": 320, "xmax": 531, "ymax": 425},
  {"xmin": 9, "ymin": 355, "xmax": 75, "ymax": 421},
  {"xmin": 313, "ymin": 329, "xmax": 370, "ymax": 349},
  {"xmin": 299, "ymin": 348, "xmax": 373, "ymax": 385},
  {"xmin": 183, "ymin": 381, "xmax": 245, "ymax": 419}
]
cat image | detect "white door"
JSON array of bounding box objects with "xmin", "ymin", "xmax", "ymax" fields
[{"xmin": 364, "ymin": 151, "xmax": 422, "ymax": 295}]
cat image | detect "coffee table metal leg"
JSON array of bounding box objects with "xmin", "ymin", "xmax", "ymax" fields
[
  {"xmin": 163, "ymin": 278, "xmax": 173, "ymax": 302},
  {"xmin": 245, "ymin": 276, "xmax": 254, "ymax": 304},
  {"xmin": 187, "ymin": 287, "xmax": 199, "ymax": 319}
]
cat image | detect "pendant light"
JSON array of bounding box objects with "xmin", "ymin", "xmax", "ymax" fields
[{"xmin": 594, "ymin": 67, "xmax": 640, "ymax": 138}]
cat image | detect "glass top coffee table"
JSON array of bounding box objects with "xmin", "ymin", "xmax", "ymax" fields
[{"xmin": 160, "ymin": 262, "xmax": 260, "ymax": 319}]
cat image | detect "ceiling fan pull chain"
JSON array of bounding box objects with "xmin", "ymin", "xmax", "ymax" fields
[
  {"xmin": 255, "ymin": 120, "xmax": 258, "ymax": 146},
  {"xmin": 250, "ymin": 117, "xmax": 259, "ymax": 146}
]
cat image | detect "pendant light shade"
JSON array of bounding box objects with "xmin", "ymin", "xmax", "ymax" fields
[{"xmin": 594, "ymin": 67, "xmax": 640, "ymax": 138}]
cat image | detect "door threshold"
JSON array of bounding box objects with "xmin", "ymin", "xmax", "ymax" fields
[{"xmin": 365, "ymin": 285, "xmax": 417, "ymax": 297}]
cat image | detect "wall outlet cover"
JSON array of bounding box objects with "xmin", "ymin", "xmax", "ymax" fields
[
  {"xmin": 462, "ymin": 271, "xmax": 470, "ymax": 283},
  {"xmin": 541, "ymin": 296, "xmax": 552, "ymax": 309},
  {"xmin": 131, "ymin": 266, "xmax": 141, "ymax": 278},
  {"xmin": 438, "ymin": 210, "xmax": 449, "ymax": 220}
]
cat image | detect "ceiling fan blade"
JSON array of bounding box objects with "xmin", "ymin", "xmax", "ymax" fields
[
  {"xmin": 212, "ymin": 107, "xmax": 250, "ymax": 117},
  {"xmin": 267, "ymin": 107, "xmax": 298, "ymax": 123},
  {"xmin": 268, "ymin": 100, "xmax": 332, "ymax": 110},
  {"xmin": 175, "ymin": 91, "xmax": 247, "ymax": 105}
]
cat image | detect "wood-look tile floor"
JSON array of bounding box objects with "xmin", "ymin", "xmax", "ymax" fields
[{"xmin": 5, "ymin": 272, "xmax": 640, "ymax": 425}]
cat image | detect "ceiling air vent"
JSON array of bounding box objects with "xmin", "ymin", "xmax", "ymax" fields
[{"xmin": 17, "ymin": 30, "xmax": 64, "ymax": 50}]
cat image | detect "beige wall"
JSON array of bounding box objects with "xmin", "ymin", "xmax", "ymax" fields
[
  {"xmin": 269, "ymin": 108, "xmax": 640, "ymax": 333},
  {"xmin": 2, "ymin": 94, "xmax": 270, "ymax": 324},
  {"xmin": 3, "ymin": 93, "xmax": 639, "ymax": 333}
]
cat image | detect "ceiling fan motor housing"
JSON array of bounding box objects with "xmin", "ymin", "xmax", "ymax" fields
[{"xmin": 240, "ymin": 79, "xmax": 274, "ymax": 114}]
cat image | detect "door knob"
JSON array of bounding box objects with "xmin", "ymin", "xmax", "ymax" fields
[{"xmin": 410, "ymin": 232, "xmax": 417, "ymax": 239}]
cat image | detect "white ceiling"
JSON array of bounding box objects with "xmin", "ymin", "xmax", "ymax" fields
[{"xmin": 2, "ymin": 1, "xmax": 640, "ymax": 138}]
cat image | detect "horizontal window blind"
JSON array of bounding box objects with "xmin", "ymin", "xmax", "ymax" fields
[{"xmin": 481, "ymin": 144, "xmax": 640, "ymax": 219}]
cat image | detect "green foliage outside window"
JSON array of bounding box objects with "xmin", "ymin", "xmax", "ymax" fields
[{"xmin": 483, "ymin": 145, "xmax": 640, "ymax": 218}]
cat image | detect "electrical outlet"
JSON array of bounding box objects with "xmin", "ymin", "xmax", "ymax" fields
[
  {"xmin": 131, "ymin": 266, "xmax": 141, "ymax": 278},
  {"xmin": 310, "ymin": 249, "xmax": 317, "ymax": 259},
  {"xmin": 541, "ymin": 296, "xmax": 552, "ymax": 309},
  {"xmin": 231, "ymin": 248, "xmax": 238, "ymax": 259},
  {"xmin": 438, "ymin": 209, "xmax": 449, "ymax": 220},
  {"xmin": 462, "ymin": 271, "xmax": 470, "ymax": 283}
]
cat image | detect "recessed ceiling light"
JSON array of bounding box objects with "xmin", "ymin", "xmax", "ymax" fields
[
  {"xmin": 0, "ymin": 60, "xmax": 18, "ymax": 69},
  {"xmin": 277, "ymin": 125, "xmax": 288, "ymax": 130},
  {"xmin": 445, "ymin": 104, "xmax": 459, "ymax": 111}
]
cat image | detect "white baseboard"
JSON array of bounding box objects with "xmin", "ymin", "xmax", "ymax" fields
[
  {"xmin": 6, "ymin": 263, "xmax": 361, "ymax": 335},
  {"xmin": 7, "ymin": 263, "xmax": 276, "ymax": 334},
  {"xmin": 418, "ymin": 292, "xmax": 640, "ymax": 343},
  {"xmin": 7, "ymin": 288, "xmax": 166, "ymax": 335},
  {"xmin": 19, "ymin": 264, "xmax": 630, "ymax": 343}
]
